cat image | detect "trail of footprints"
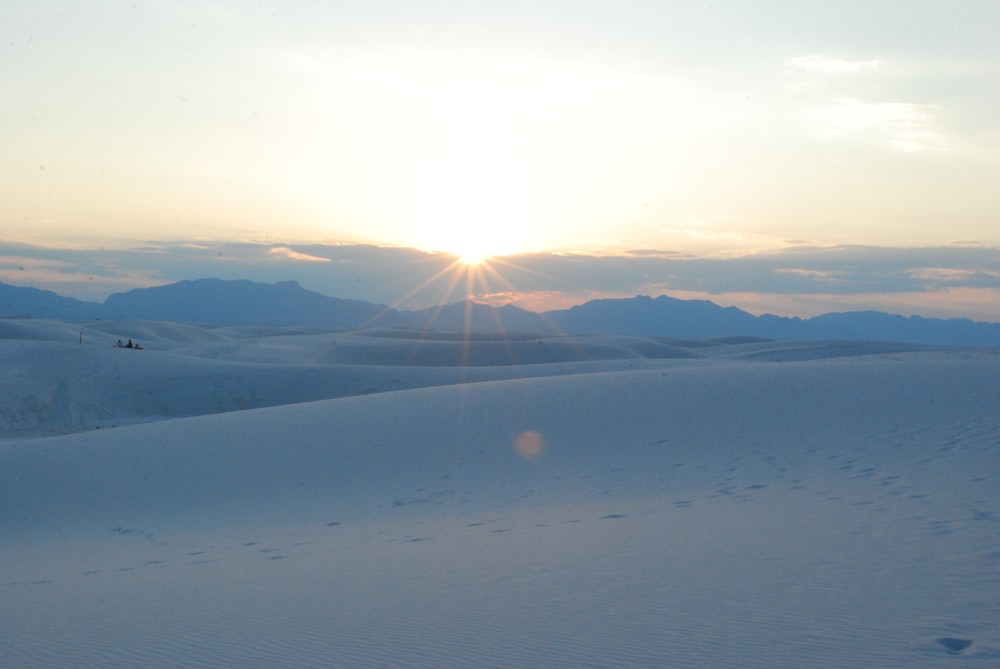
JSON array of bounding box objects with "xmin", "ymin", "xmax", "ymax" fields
[
  {"xmin": 6, "ymin": 420, "xmax": 995, "ymax": 659},
  {"xmin": 6, "ymin": 437, "xmax": 991, "ymax": 590}
]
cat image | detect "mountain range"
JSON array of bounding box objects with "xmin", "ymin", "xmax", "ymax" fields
[{"xmin": 3, "ymin": 278, "xmax": 999, "ymax": 346}]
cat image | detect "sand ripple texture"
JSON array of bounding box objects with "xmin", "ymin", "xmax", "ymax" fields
[{"xmin": 2, "ymin": 325, "xmax": 998, "ymax": 667}]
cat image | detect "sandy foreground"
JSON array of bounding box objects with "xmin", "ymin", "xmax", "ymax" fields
[{"xmin": 2, "ymin": 319, "xmax": 998, "ymax": 667}]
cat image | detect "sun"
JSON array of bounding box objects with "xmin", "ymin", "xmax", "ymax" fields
[
  {"xmin": 344, "ymin": 54, "xmax": 585, "ymax": 261},
  {"xmin": 433, "ymin": 220, "xmax": 505, "ymax": 266},
  {"xmin": 379, "ymin": 125, "xmax": 551, "ymax": 263},
  {"xmin": 401, "ymin": 167, "xmax": 542, "ymax": 263},
  {"xmin": 456, "ymin": 248, "xmax": 490, "ymax": 266}
]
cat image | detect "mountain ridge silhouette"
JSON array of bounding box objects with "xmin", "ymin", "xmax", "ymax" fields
[{"xmin": 2, "ymin": 278, "xmax": 998, "ymax": 346}]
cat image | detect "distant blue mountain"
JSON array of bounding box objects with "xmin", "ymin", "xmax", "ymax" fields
[
  {"xmin": 543, "ymin": 296, "xmax": 1000, "ymax": 346},
  {"xmin": 101, "ymin": 279, "xmax": 391, "ymax": 328},
  {"xmin": 545, "ymin": 294, "xmax": 761, "ymax": 338},
  {"xmin": 0, "ymin": 282, "xmax": 100, "ymax": 320},
  {"xmin": 3, "ymin": 279, "xmax": 999, "ymax": 346},
  {"xmin": 762, "ymin": 310, "xmax": 1000, "ymax": 347}
]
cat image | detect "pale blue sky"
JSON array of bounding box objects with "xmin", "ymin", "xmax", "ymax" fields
[{"xmin": 2, "ymin": 1, "xmax": 999, "ymax": 318}]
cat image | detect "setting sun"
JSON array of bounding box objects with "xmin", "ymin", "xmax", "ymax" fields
[
  {"xmin": 456, "ymin": 249, "xmax": 490, "ymax": 266},
  {"xmin": 328, "ymin": 51, "xmax": 615, "ymax": 261},
  {"xmin": 394, "ymin": 160, "xmax": 544, "ymax": 263}
]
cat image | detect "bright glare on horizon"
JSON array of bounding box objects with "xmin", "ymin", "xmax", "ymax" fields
[
  {"xmin": 3, "ymin": 1, "xmax": 998, "ymax": 257},
  {"xmin": 2, "ymin": 1, "xmax": 1000, "ymax": 321}
]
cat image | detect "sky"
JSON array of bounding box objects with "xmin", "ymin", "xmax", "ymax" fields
[{"xmin": 2, "ymin": 0, "xmax": 999, "ymax": 320}]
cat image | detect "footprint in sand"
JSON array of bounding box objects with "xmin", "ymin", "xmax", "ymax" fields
[
  {"xmin": 912, "ymin": 636, "xmax": 976, "ymax": 656},
  {"xmin": 936, "ymin": 637, "xmax": 973, "ymax": 655}
]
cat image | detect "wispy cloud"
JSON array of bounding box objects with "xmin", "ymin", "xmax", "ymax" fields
[
  {"xmin": 785, "ymin": 53, "xmax": 952, "ymax": 153},
  {"xmin": 476, "ymin": 289, "xmax": 631, "ymax": 312},
  {"xmin": 808, "ymin": 97, "xmax": 942, "ymax": 151},
  {"xmin": 789, "ymin": 54, "xmax": 882, "ymax": 74},
  {"xmin": 267, "ymin": 247, "xmax": 331, "ymax": 263},
  {"xmin": 905, "ymin": 266, "xmax": 1000, "ymax": 285},
  {"xmin": 0, "ymin": 258, "xmax": 163, "ymax": 302},
  {"xmin": 772, "ymin": 268, "xmax": 844, "ymax": 282},
  {"xmin": 0, "ymin": 255, "xmax": 74, "ymax": 270}
]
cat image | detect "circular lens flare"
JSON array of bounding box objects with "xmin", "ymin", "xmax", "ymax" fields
[{"xmin": 514, "ymin": 430, "xmax": 545, "ymax": 460}]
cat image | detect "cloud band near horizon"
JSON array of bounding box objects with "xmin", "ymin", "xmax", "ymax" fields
[{"xmin": 1, "ymin": 240, "xmax": 999, "ymax": 322}]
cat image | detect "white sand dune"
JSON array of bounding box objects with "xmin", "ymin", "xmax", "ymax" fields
[
  {"xmin": 1, "ymin": 319, "xmax": 718, "ymax": 437},
  {"xmin": 1, "ymin": 319, "xmax": 998, "ymax": 667}
]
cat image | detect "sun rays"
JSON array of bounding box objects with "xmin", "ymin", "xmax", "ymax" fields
[{"xmin": 347, "ymin": 251, "xmax": 575, "ymax": 365}]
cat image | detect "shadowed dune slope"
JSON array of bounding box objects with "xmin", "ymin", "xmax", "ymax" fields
[{"xmin": 0, "ymin": 319, "xmax": 962, "ymax": 437}]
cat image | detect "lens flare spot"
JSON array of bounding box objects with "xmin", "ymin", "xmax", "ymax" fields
[{"xmin": 514, "ymin": 430, "xmax": 545, "ymax": 460}]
